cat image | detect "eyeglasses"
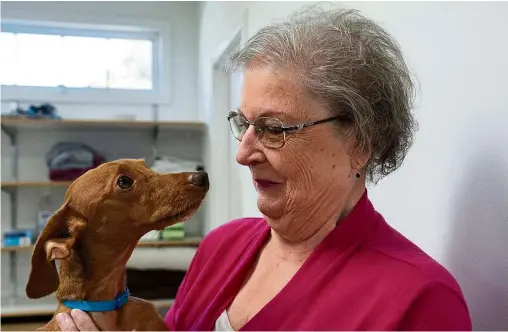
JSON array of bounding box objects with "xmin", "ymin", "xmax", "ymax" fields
[{"xmin": 227, "ymin": 110, "xmax": 348, "ymax": 148}]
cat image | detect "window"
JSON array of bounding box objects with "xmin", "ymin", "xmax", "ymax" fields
[{"xmin": 0, "ymin": 22, "xmax": 158, "ymax": 91}]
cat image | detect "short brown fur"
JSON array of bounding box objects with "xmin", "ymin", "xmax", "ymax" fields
[{"xmin": 26, "ymin": 159, "xmax": 209, "ymax": 331}]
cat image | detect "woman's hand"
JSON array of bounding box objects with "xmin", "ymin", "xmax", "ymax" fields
[
  {"xmin": 56, "ymin": 309, "xmax": 123, "ymax": 331},
  {"xmin": 56, "ymin": 310, "xmax": 99, "ymax": 331}
]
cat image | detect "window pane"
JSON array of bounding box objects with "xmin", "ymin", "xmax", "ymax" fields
[
  {"xmin": 15, "ymin": 33, "xmax": 63, "ymax": 87},
  {"xmin": 0, "ymin": 30, "xmax": 154, "ymax": 90},
  {"xmin": 0, "ymin": 33, "xmax": 17, "ymax": 85},
  {"xmin": 60, "ymin": 36, "xmax": 108, "ymax": 88},
  {"xmin": 106, "ymin": 38, "xmax": 153, "ymax": 90}
]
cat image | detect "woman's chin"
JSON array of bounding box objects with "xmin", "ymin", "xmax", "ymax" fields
[{"xmin": 257, "ymin": 195, "xmax": 284, "ymax": 220}]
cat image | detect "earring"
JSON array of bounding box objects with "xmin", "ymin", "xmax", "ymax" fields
[{"xmin": 355, "ymin": 172, "xmax": 360, "ymax": 178}]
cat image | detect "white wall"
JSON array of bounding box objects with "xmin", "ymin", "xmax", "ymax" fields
[{"xmin": 199, "ymin": 1, "xmax": 508, "ymax": 330}]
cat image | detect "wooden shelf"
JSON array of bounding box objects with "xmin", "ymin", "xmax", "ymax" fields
[
  {"xmin": 0, "ymin": 297, "xmax": 174, "ymax": 318},
  {"xmin": 1, "ymin": 245, "xmax": 34, "ymax": 253},
  {"xmin": 151, "ymin": 298, "xmax": 175, "ymax": 309},
  {"xmin": 1, "ymin": 238, "xmax": 202, "ymax": 253},
  {"xmin": 0, "ymin": 117, "xmax": 206, "ymax": 131},
  {"xmin": 1, "ymin": 181, "xmax": 73, "ymax": 188},
  {"xmin": 136, "ymin": 237, "xmax": 202, "ymax": 248},
  {"xmin": 1, "ymin": 181, "xmax": 72, "ymax": 194},
  {"xmin": 1, "ymin": 298, "xmax": 57, "ymax": 318}
]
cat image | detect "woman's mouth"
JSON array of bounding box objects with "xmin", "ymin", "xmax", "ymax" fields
[{"xmin": 254, "ymin": 179, "xmax": 280, "ymax": 189}]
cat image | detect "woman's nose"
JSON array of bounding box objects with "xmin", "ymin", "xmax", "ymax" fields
[{"xmin": 236, "ymin": 126, "xmax": 263, "ymax": 166}]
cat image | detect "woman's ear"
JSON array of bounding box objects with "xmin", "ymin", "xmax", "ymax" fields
[
  {"xmin": 26, "ymin": 203, "xmax": 86, "ymax": 299},
  {"xmin": 350, "ymin": 150, "xmax": 371, "ymax": 177}
]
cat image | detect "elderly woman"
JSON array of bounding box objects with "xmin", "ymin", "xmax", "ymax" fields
[{"xmin": 57, "ymin": 6, "xmax": 472, "ymax": 331}]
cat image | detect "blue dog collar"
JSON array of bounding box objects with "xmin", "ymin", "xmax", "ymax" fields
[{"xmin": 63, "ymin": 288, "xmax": 130, "ymax": 312}]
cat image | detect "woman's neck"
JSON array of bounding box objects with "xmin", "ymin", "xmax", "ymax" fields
[
  {"xmin": 265, "ymin": 185, "xmax": 366, "ymax": 264},
  {"xmin": 266, "ymin": 220, "xmax": 335, "ymax": 264}
]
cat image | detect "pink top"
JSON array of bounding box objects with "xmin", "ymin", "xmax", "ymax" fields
[{"xmin": 165, "ymin": 191, "xmax": 472, "ymax": 330}]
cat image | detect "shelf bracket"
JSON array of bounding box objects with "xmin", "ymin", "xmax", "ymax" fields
[
  {"xmin": 151, "ymin": 104, "xmax": 160, "ymax": 162},
  {"xmin": 2, "ymin": 118, "xmax": 19, "ymax": 299},
  {"xmin": 1, "ymin": 123, "xmax": 16, "ymax": 143},
  {"xmin": 9, "ymin": 251, "xmax": 18, "ymax": 298},
  {"xmin": 152, "ymin": 124, "xmax": 160, "ymax": 142}
]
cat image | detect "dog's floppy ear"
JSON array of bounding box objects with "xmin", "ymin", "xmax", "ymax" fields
[{"xmin": 26, "ymin": 202, "xmax": 86, "ymax": 299}]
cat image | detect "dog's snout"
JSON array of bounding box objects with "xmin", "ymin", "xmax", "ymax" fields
[{"xmin": 189, "ymin": 171, "xmax": 209, "ymax": 190}]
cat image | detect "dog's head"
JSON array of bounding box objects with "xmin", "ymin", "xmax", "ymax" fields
[{"xmin": 26, "ymin": 158, "xmax": 209, "ymax": 299}]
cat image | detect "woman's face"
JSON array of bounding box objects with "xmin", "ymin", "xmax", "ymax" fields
[{"xmin": 236, "ymin": 66, "xmax": 364, "ymax": 240}]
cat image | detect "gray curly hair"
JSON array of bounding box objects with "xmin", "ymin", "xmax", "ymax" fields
[{"xmin": 223, "ymin": 4, "xmax": 418, "ymax": 183}]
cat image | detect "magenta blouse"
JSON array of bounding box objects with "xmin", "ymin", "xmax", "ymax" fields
[{"xmin": 164, "ymin": 191, "xmax": 472, "ymax": 330}]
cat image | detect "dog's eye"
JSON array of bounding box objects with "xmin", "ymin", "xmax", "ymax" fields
[{"xmin": 117, "ymin": 175, "xmax": 134, "ymax": 189}]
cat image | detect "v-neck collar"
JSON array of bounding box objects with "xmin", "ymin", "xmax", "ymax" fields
[
  {"xmin": 240, "ymin": 189, "xmax": 377, "ymax": 330},
  {"xmin": 208, "ymin": 189, "xmax": 378, "ymax": 331}
]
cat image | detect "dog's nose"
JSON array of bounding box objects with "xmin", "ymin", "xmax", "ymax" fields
[{"xmin": 189, "ymin": 171, "xmax": 209, "ymax": 190}]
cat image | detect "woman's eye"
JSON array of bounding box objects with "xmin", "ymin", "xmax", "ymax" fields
[
  {"xmin": 117, "ymin": 175, "xmax": 134, "ymax": 189},
  {"xmin": 265, "ymin": 126, "xmax": 283, "ymax": 134}
]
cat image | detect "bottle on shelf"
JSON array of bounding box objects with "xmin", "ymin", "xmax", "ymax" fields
[{"xmin": 37, "ymin": 191, "xmax": 54, "ymax": 239}]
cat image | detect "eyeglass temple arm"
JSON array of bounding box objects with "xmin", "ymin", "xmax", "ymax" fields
[{"xmin": 280, "ymin": 115, "xmax": 346, "ymax": 132}]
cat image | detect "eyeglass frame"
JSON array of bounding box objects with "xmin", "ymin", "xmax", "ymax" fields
[{"xmin": 227, "ymin": 110, "xmax": 350, "ymax": 148}]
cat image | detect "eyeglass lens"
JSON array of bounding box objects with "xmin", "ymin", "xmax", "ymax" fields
[{"xmin": 229, "ymin": 113, "xmax": 285, "ymax": 148}]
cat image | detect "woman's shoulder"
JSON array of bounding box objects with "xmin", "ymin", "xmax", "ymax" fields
[
  {"xmin": 203, "ymin": 217, "xmax": 267, "ymax": 242},
  {"xmin": 364, "ymin": 219, "xmax": 467, "ymax": 301},
  {"xmin": 165, "ymin": 217, "xmax": 268, "ymax": 330},
  {"xmin": 354, "ymin": 219, "xmax": 471, "ymax": 329},
  {"xmin": 195, "ymin": 217, "xmax": 268, "ymax": 257},
  {"xmin": 207, "ymin": 217, "xmax": 267, "ymax": 237}
]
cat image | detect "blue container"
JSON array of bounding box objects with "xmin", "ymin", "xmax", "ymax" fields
[{"xmin": 3, "ymin": 229, "xmax": 34, "ymax": 247}]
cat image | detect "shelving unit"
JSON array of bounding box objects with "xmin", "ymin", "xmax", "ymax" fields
[{"xmin": 0, "ymin": 114, "xmax": 207, "ymax": 319}]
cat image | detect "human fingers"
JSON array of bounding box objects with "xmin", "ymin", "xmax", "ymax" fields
[
  {"xmin": 71, "ymin": 309, "xmax": 100, "ymax": 331},
  {"xmin": 55, "ymin": 312, "xmax": 79, "ymax": 332}
]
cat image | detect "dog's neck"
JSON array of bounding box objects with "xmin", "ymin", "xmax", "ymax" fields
[{"xmin": 55, "ymin": 234, "xmax": 140, "ymax": 302}]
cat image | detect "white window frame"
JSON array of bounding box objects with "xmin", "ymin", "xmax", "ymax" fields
[{"xmin": 1, "ymin": 19, "xmax": 166, "ymax": 105}]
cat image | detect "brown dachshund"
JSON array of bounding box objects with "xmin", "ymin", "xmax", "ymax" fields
[{"xmin": 25, "ymin": 159, "xmax": 209, "ymax": 331}]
